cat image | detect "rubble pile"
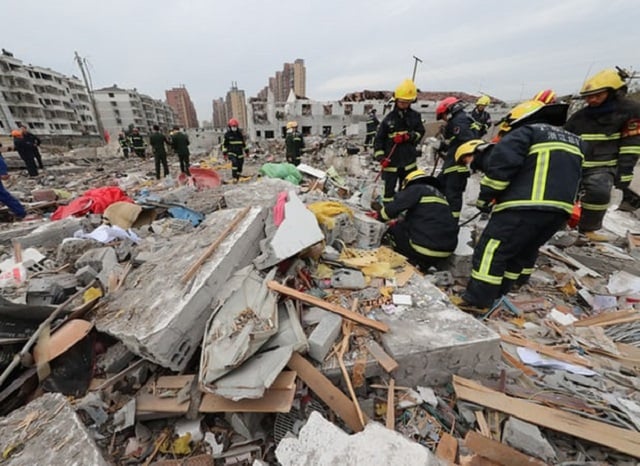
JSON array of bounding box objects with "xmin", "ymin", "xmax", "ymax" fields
[{"xmin": 0, "ymin": 138, "xmax": 639, "ymax": 465}]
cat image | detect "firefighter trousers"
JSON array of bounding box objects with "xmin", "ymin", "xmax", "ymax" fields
[
  {"xmin": 463, "ymin": 209, "xmax": 568, "ymax": 307},
  {"xmin": 437, "ymin": 171, "xmax": 469, "ymax": 218},
  {"xmin": 382, "ymin": 167, "xmax": 409, "ymax": 203},
  {"xmin": 579, "ymin": 167, "xmax": 614, "ymax": 232},
  {"xmin": 385, "ymin": 221, "xmax": 450, "ymax": 272}
]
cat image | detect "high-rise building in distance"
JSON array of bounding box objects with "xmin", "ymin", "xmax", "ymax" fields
[
  {"xmin": 165, "ymin": 85, "xmax": 198, "ymax": 128},
  {"xmin": 257, "ymin": 59, "xmax": 306, "ymax": 102}
]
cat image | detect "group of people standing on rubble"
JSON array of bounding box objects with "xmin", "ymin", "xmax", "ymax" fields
[
  {"xmin": 117, "ymin": 125, "xmax": 192, "ymax": 179},
  {"xmin": 370, "ymin": 69, "xmax": 640, "ymax": 311}
]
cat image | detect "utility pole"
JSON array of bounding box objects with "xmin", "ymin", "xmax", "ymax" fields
[
  {"xmin": 411, "ymin": 55, "xmax": 423, "ymax": 82},
  {"xmin": 74, "ymin": 51, "xmax": 105, "ymax": 143}
]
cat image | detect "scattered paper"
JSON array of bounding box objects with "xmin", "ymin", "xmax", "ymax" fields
[
  {"xmin": 548, "ymin": 308, "xmax": 578, "ymax": 326},
  {"xmin": 516, "ymin": 347, "xmax": 596, "ymax": 376},
  {"xmin": 392, "ymin": 294, "xmax": 412, "ymax": 306},
  {"xmin": 607, "ymin": 270, "xmax": 640, "ymax": 296}
]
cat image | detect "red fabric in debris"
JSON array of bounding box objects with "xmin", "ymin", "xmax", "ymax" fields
[
  {"xmin": 51, "ymin": 186, "xmax": 133, "ymax": 220},
  {"xmin": 177, "ymin": 167, "xmax": 222, "ymax": 190},
  {"xmin": 273, "ymin": 191, "xmax": 288, "ymax": 226}
]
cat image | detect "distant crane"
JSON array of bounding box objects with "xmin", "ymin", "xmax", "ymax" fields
[{"xmin": 74, "ymin": 51, "xmax": 105, "ymax": 142}]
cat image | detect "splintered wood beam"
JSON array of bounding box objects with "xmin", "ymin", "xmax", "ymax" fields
[{"xmin": 267, "ymin": 281, "xmax": 389, "ymax": 332}]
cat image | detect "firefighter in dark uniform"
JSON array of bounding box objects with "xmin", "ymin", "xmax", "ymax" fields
[
  {"xmin": 374, "ymin": 79, "xmax": 425, "ymax": 203},
  {"xmin": 564, "ymin": 68, "xmax": 640, "ymax": 240},
  {"xmin": 285, "ymin": 121, "xmax": 304, "ymax": 166},
  {"xmin": 118, "ymin": 131, "xmax": 130, "ymax": 159},
  {"xmin": 364, "ymin": 109, "xmax": 379, "ymax": 148},
  {"xmin": 461, "ymin": 100, "xmax": 584, "ymax": 309},
  {"xmin": 374, "ymin": 169, "xmax": 458, "ymax": 271},
  {"xmin": 435, "ymin": 97, "xmax": 476, "ymax": 218},
  {"xmin": 128, "ymin": 127, "xmax": 146, "ymax": 159},
  {"xmin": 222, "ymin": 118, "xmax": 249, "ymax": 182},
  {"xmin": 470, "ymin": 95, "xmax": 492, "ymax": 138}
]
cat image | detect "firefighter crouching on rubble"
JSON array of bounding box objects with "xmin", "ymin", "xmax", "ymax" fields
[
  {"xmin": 285, "ymin": 121, "xmax": 304, "ymax": 166},
  {"xmin": 371, "ymin": 169, "xmax": 458, "ymax": 271},
  {"xmin": 373, "ymin": 79, "xmax": 425, "ymax": 203},
  {"xmin": 222, "ymin": 118, "xmax": 249, "ymax": 182},
  {"xmin": 460, "ymin": 100, "xmax": 584, "ymax": 309},
  {"xmin": 435, "ymin": 97, "xmax": 477, "ymax": 218},
  {"xmin": 564, "ymin": 68, "xmax": 640, "ymax": 238}
]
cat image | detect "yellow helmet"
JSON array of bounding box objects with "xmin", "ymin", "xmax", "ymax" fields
[
  {"xmin": 286, "ymin": 121, "xmax": 298, "ymax": 129},
  {"xmin": 476, "ymin": 95, "xmax": 491, "ymax": 106},
  {"xmin": 455, "ymin": 139, "xmax": 485, "ymax": 163},
  {"xmin": 580, "ymin": 68, "xmax": 626, "ymax": 96},
  {"xmin": 402, "ymin": 169, "xmax": 428, "ymax": 189},
  {"xmin": 499, "ymin": 100, "xmax": 545, "ymax": 133},
  {"xmin": 394, "ymin": 79, "xmax": 418, "ymax": 102}
]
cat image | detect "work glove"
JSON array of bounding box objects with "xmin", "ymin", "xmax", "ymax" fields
[
  {"xmin": 476, "ymin": 198, "xmax": 494, "ymax": 213},
  {"xmin": 393, "ymin": 132, "xmax": 410, "ymax": 144},
  {"xmin": 380, "ymin": 158, "xmax": 391, "ymax": 168},
  {"xmin": 365, "ymin": 210, "xmax": 380, "ymax": 220}
]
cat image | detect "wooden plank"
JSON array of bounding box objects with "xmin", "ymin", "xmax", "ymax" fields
[
  {"xmin": 435, "ymin": 432, "xmax": 458, "ymax": 464},
  {"xmin": 501, "ymin": 349, "xmax": 537, "ymax": 377},
  {"xmin": 475, "ymin": 411, "xmax": 491, "ymax": 438},
  {"xmin": 500, "ymin": 334, "xmax": 592, "ymax": 368},
  {"xmin": 268, "ymin": 281, "xmax": 389, "ymax": 333},
  {"xmin": 181, "ymin": 207, "xmax": 251, "ymax": 283},
  {"xmin": 453, "ymin": 375, "xmax": 640, "ymax": 459},
  {"xmin": 287, "ymin": 352, "xmax": 364, "ymax": 432},
  {"xmin": 573, "ymin": 309, "xmax": 640, "ymax": 328},
  {"xmin": 464, "ymin": 431, "xmax": 547, "ymax": 466},
  {"xmin": 386, "ymin": 378, "xmax": 395, "ymax": 430},
  {"xmin": 366, "ymin": 340, "xmax": 399, "ymax": 373},
  {"xmin": 337, "ymin": 320, "xmax": 365, "ymax": 427}
]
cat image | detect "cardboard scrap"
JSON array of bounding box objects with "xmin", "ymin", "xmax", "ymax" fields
[{"xmin": 136, "ymin": 371, "xmax": 296, "ymax": 416}]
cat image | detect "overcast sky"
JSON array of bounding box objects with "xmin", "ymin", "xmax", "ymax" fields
[{"xmin": 3, "ymin": 0, "xmax": 638, "ymax": 123}]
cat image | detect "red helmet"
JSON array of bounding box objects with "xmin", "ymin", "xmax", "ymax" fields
[
  {"xmin": 228, "ymin": 118, "xmax": 239, "ymax": 127},
  {"xmin": 532, "ymin": 89, "xmax": 557, "ymax": 104},
  {"xmin": 436, "ymin": 97, "xmax": 461, "ymax": 120}
]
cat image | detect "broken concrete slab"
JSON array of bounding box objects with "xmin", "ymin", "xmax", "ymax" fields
[
  {"xmin": 351, "ymin": 211, "xmax": 386, "ymax": 249},
  {"xmin": 308, "ymin": 312, "xmax": 342, "ymax": 363},
  {"xmin": 254, "ymin": 190, "xmax": 324, "ymax": 270},
  {"xmin": 275, "ymin": 411, "xmax": 442, "ymax": 466},
  {"xmin": 374, "ymin": 274, "xmax": 499, "ymax": 386},
  {"xmin": 95, "ymin": 207, "xmax": 266, "ymax": 371},
  {"xmin": 56, "ymin": 238, "xmax": 104, "ymax": 266},
  {"xmin": 14, "ymin": 217, "xmax": 83, "ymax": 250},
  {"xmin": 224, "ymin": 178, "xmax": 297, "ymax": 209},
  {"xmin": 199, "ymin": 266, "xmax": 279, "ymax": 388},
  {"xmin": 0, "ymin": 392, "xmax": 109, "ymax": 466},
  {"xmin": 502, "ymin": 416, "xmax": 557, "ymax": 463},
  {"xmin": 75, "ymin": 247, "xmax": 118, "ymax": 287}
]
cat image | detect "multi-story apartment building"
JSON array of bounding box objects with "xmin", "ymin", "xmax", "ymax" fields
[
  {"xmin": 0, "ymin": 50, "xmax": 98, "ymax": 136},
  {"xmin": 246, "ymin": 90, "xmax": 506, "ymax": 141},
  {"xmin": 212, "ymin": 98, "xmax": 227, "ymax": 129},
  {"xmin": 165, "ymin": 86, "xmax": 198, "ymax": 129},
  {"xmin": 94, "ymin": 86, "xmax": 177, "ymax": 136}
]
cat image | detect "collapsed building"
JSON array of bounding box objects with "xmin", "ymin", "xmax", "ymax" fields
[{"xmin": 0, "ymin": 131, "xmax": 639, "ymax": 466}]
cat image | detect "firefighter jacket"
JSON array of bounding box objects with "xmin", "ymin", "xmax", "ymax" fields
[
  {"xmin": 478, "ymin": 123, "xmax": 584, "ymax": 215},
  {"xmin": 441, "ymin": 110, "xmax": 476, "ymax": 176},
  {"xmin": 222, "ymin": 129, "xmax": 247, "ymax": 157},
  {"xmin": 365, "ymin": 112, "xmax": 379, "ymax": 136},
  {"xmin": 380, "ymin": 182, "xmax": 458, "ymax": 257},
  {"xmin": 118, "ymin": 134, "xmax": 129, "ymax": 148},
  {"xmin": 470, "ymin": 107, "xmax": 492, "ymax": 137},
  {"xmin": 128, "ymin": 133, "xmax": 146, "ymax": 150},
  {"xmin": 374, "ymin": 106, "xmax": 425, "ymax": 173},
  {"xmin": 564, "ymin": 96, "xmax": 640, "ymax": 187},
  {"xmin": 285, "ymin": 131, "xmax": 304, "ymax": 158}
]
